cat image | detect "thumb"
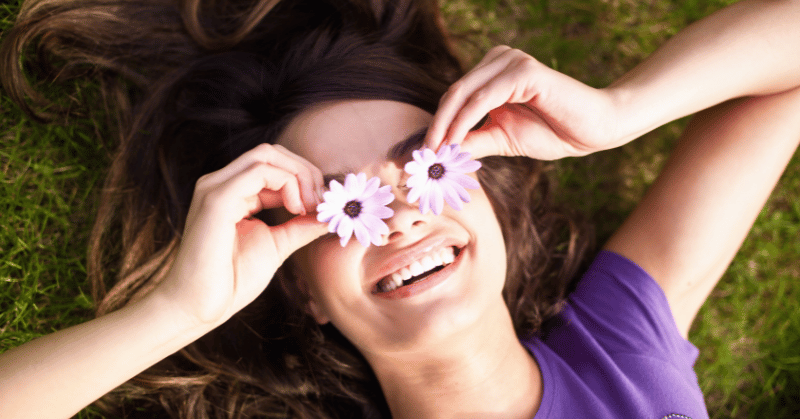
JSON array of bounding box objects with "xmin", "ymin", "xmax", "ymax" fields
[
  {"xmin": 267, "ymin": 214, "xmax": 329, "ymax": 261},
  {"xmin": 460, "ymin": 114, "xmax": 511, "ymax": 160}
]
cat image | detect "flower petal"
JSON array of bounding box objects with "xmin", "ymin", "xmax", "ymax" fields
[
  {"xmin": 371, "ymin": 187, "xmax": 395, "ymax": 206},
  {"xmin": 336, "ymin": 216, "xmax": 354, "ymax": 246},
  {"xmin": 362, "ymin": 176, "xmax": 380, "ymax": 197},
  {"xmin": 447, "ymin": 172, "xmax": 480, "ymax": 190},
  {"xmin": 365, "ymin": 205, "xmax": 394, "ymax": 219},
  {"xmin": 317, "ymin": 207, "xmax": 340, "ymax": 223},
  {"xmin": 447, "ymin": 159, "xmax": 482, "ymax": 173},
  {"xmin": 404, "ymin": 160, "xmax": 423, "ymax": 175},
  {"xmin": 436, "ymin": 144, "xmax": 454, "ymax": 161},
  {"xmin": 430, "ymin": 183, "xmax": 444, "ymax": 215},
  {"xmin": 441, "ymin": 182, "xmax": 464, "ymax": 211},
  {"xmin": 321, "ymin": 190, "xmax": 345, "ymax": 206},
  {"xmin": 406, "ymin": 174, "xmax": 427, "ymax": 188},
  {"xmin": 406, "ymin": 183, "xmax": 423, "ymax": 204},
  {"xmin": 444, "ymin": 177, "xmax": 472, "ymax": 203},
  {"xmin": 447, "ymin": 152, "xmax": 472, "ymax": 166},
  {"xmin": 353, "ymin": 219, "xmax": 371, "ymax": 248},
  {"xmin": 370, "ymin": 228, "xmax": 384, "ymax": 246},
  {"xmin": 359, "ymin": 213, "xmax": 389, "ymax": 236},
  {"xmin": 326, "ymin": 212, "xmax": 345, "ymax": 233},
  {"xmin": 418, "ymin": 184, "xmax": 432, "ymax": 214},
  {"xmin": 421, "ymin": 148, "xmax": 437, "ymax": 165},
  {"xmin": 356, "ymin": 173, "xmax": 368, "ymax": 192},
  {"xmin": 328, "ymin": 179, "xmax": 344, "ymax": 194},
  {"xmin": 343, "ymin": 173, "xmax": 358, "ymax": 194}
]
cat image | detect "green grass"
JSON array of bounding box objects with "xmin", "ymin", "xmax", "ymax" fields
[{"xmin": 1, "ymin": 0, "xmax": 798, "ymax": 418}]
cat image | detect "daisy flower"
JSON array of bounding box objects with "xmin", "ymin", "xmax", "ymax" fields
[
  {"xmin": 404, "ymin": 144, "xmax": 481, "ymax": 215},
  {"xmin": 316, "ymin": 173, "xmax": 395, "ymax": 247}
]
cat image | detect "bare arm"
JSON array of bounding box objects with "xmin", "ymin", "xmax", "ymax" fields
[
  {"xmin": 609, "ymin": 0, "xmax": 800, "ymax": 144},
  {"xmin": 605, "ymin": 88, "xmax": 800, "ymax": 339},
  {"xmin": 604, "ymin": 0, "xmax": 800, "ymax": 338},
  {"xmin": 0, "ymin": 291, "xmax": 212, "ymax": 419},
  {"xmin": 0, "ymin": 143, "xmax": 327, "ymax": 418}
]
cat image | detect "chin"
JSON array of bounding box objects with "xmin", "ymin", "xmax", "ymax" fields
[{"xmin": 367, "ymin": 289, "xmax": 503, "ymax": 355}]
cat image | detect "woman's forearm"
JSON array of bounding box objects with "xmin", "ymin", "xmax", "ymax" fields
[
  {"xmin": 608, "ymin": 0, "xmax": 800, "ymax": 144},
  {"xmin": 0, "ymin": 290, "xmax": 214, "ymax": 419}
]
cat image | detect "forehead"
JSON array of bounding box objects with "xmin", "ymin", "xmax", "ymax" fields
[{"xmin": 276, "ymin": 100, "xmax": 433, "ymax": 174}]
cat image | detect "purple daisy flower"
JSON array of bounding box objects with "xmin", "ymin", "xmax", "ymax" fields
[
  {"xmin": 404, "ymin": 144, "xmax": 482, "ymax": 215},
  {"xmin": 316, "ymin": 173, "xmax": 395, "ymax": 247}
]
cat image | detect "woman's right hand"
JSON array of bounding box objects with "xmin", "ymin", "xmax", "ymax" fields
[{"xmin": 155, "ymin": 143, "xmax": 329, "ymax": 327}]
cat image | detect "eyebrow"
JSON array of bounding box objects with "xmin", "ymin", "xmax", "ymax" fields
[{"xmin": 322, "ymin": 127, "xmax": 428, "ymax": 187}]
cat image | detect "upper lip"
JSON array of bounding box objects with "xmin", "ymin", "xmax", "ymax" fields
[{"xmin": 368, "ymin": 235, "xmax": 467, "ymax": 291}]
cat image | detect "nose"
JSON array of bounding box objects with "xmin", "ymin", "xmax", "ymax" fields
[{"xmin": 381, "ymin": 185, "xmax": 431, "ymax": 244}]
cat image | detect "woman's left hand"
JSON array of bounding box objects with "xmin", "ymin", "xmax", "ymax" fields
[{"xmin": 425, "ymin": 46, "xmax": 621, "ymax": 160}]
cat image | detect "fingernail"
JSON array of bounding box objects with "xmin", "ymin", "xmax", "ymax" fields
[{"xmin": 317, "ymin": 186, "xmax": 326, "ymax": 203}]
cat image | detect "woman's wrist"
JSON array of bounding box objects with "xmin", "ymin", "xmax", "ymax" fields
[
  {"xmin": 602, "ymin": 83, "xmax": 663, "ymax": 148},
  {"xmin": 146, "ymin": 277, "xmax": 232, "ymax": 333}
]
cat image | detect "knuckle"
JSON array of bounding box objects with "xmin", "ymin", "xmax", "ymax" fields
[
  {"xmin": 194, "ymin": 173, "xmax": 214, "ymax": 194},
  {"xmin": 200, "ymin": 187, "xmax": 226, "ymax": 210},
  {"xmin": 490, "ymin": 45, "xmax": 511, "ymax": 54},
  {"xmin": 195, "ymin": 173, "xmax": 211, "ymax": 187},
  {"xmin": 471, "ymin": 88, "xmax": 489, "ymax": 103},
  {"xmin": 254, "ymin": 143, "xmax": 275, "ymax": 159},
  {"xmin": 515, "ymin": 56, "xmax": 539, "ymax": 73},
  {"xmin": 447, "ymin": 80, "xmax": 467, "ymax": 98}
]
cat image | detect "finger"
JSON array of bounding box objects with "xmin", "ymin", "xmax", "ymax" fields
[
  {"xmin": 425, "ymin": 47, "xmax": 518, "ymax": 151},
  {"xmin": 199, "ymin": 143, "xmax": 273, "ymax": 187},
  {"xmin": 205, "ymin": 143, "xmax": 319, "ymax": 215},
  {"xmin": 270, "ymin": 144, "xmax": 325, "ymax": 210},
  {"xmin": 457, "ymin": 111, "xmax": 510, "ymax": 160},
  {"xmin": 199, "ymin": 144, "xmax": 320, "ymax": 212},
  {"xmin": 271, "ymin": 144, "xmax": 324, "ymax": 196},
  {"xmin": 265, "ymin": 213, "xmax": 330, "ymax": 262},
  {"xmin": 210, "ymin": 162, "xmax": 307, "ymax": 225},
  {"xmin": 444, "ymin": 60, "xmax": 533, "ymax": 148}
]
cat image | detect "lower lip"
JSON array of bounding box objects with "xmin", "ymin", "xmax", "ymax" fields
[{"xmin": 371, "ymin": 247, "xmax": 464, "ymax": 300}]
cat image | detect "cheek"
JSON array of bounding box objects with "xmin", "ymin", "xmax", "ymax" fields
[
  {"xmin": 468, "ymin": 187, "xmax": 508, "ymax": 285},
  {"xmin": 304, "ymin": 239, "xmax": 363, "ymax": 311}
]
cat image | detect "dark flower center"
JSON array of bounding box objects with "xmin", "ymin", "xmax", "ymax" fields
[
  {"xmin": 343, "ymin": 200, "xmax": 362, "ymax": 218},
  {"xmin": 428, "ymin": 163, "xmax": 445, "ymax": 180}
]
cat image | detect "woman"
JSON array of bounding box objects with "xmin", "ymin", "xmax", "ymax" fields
[{"xmin": 1, "ymin": 0, "xmax": 798, "ymax": 417}]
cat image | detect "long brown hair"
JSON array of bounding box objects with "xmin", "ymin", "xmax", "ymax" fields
[{"xmin": 1, "ymin": 0, "xmax": 592, "ymax": 417}]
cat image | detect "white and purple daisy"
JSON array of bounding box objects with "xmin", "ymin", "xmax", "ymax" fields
[
  {"xmin": 316, "ymin": 173, "xmax": 395, "ymax": 247},
  {"xmin": 404, "ymin": 144, "xmax": 482, "ymax": 215}
]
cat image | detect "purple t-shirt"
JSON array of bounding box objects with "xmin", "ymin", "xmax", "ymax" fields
[{"xmin": 523, "ymin": 251, "xmax": 709, "ymax": 419}]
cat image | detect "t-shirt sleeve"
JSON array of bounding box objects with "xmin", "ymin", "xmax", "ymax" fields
[{"xmin": 566, "ymin": 250, "xmax": 700, "ymax": 367}]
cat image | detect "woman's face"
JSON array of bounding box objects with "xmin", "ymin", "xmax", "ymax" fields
[{"xmin": 276, "ymin": 100, "xmax": 507, "ymax": 358}]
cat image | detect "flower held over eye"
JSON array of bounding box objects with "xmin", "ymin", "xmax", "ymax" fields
[
  {"xmin": 316, "ymin": 173, "xmax": 395, "ymax": 247},
  {"xmin": 404, "ymin": 144, "xmax": 481, "ymax": 215}
]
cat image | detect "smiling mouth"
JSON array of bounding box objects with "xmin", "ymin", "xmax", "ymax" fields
[{"xmin": 373, "ymin": 246, "xmax": 463, "ymax": 294}]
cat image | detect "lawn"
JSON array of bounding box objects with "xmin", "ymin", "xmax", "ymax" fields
[{"xmin": 1, "ymin": 0, "xmax": 798, "ymax": 418}]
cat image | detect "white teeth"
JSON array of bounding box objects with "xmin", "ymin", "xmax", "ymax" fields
[
  {"xmin": 393, "ymin": 247, "xmax": 458, "ymax": 281},
  {"xmin": 376, "ymin": 246, "xmax": 462, "ymax": 293},
  {"xmin": 409, "ymin": 260, "xmax": 425, "ymax": 276},
  {"xmin": 441, "ymin": 247, "xmax": 455, "ymax": 264},
  {"xmin": 420, "ymin": 256, "xmax": 436, "ymax": 271},
  {"xmin": 391, "ymin": 273, "xmax": 403, "ymax": 288}
]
